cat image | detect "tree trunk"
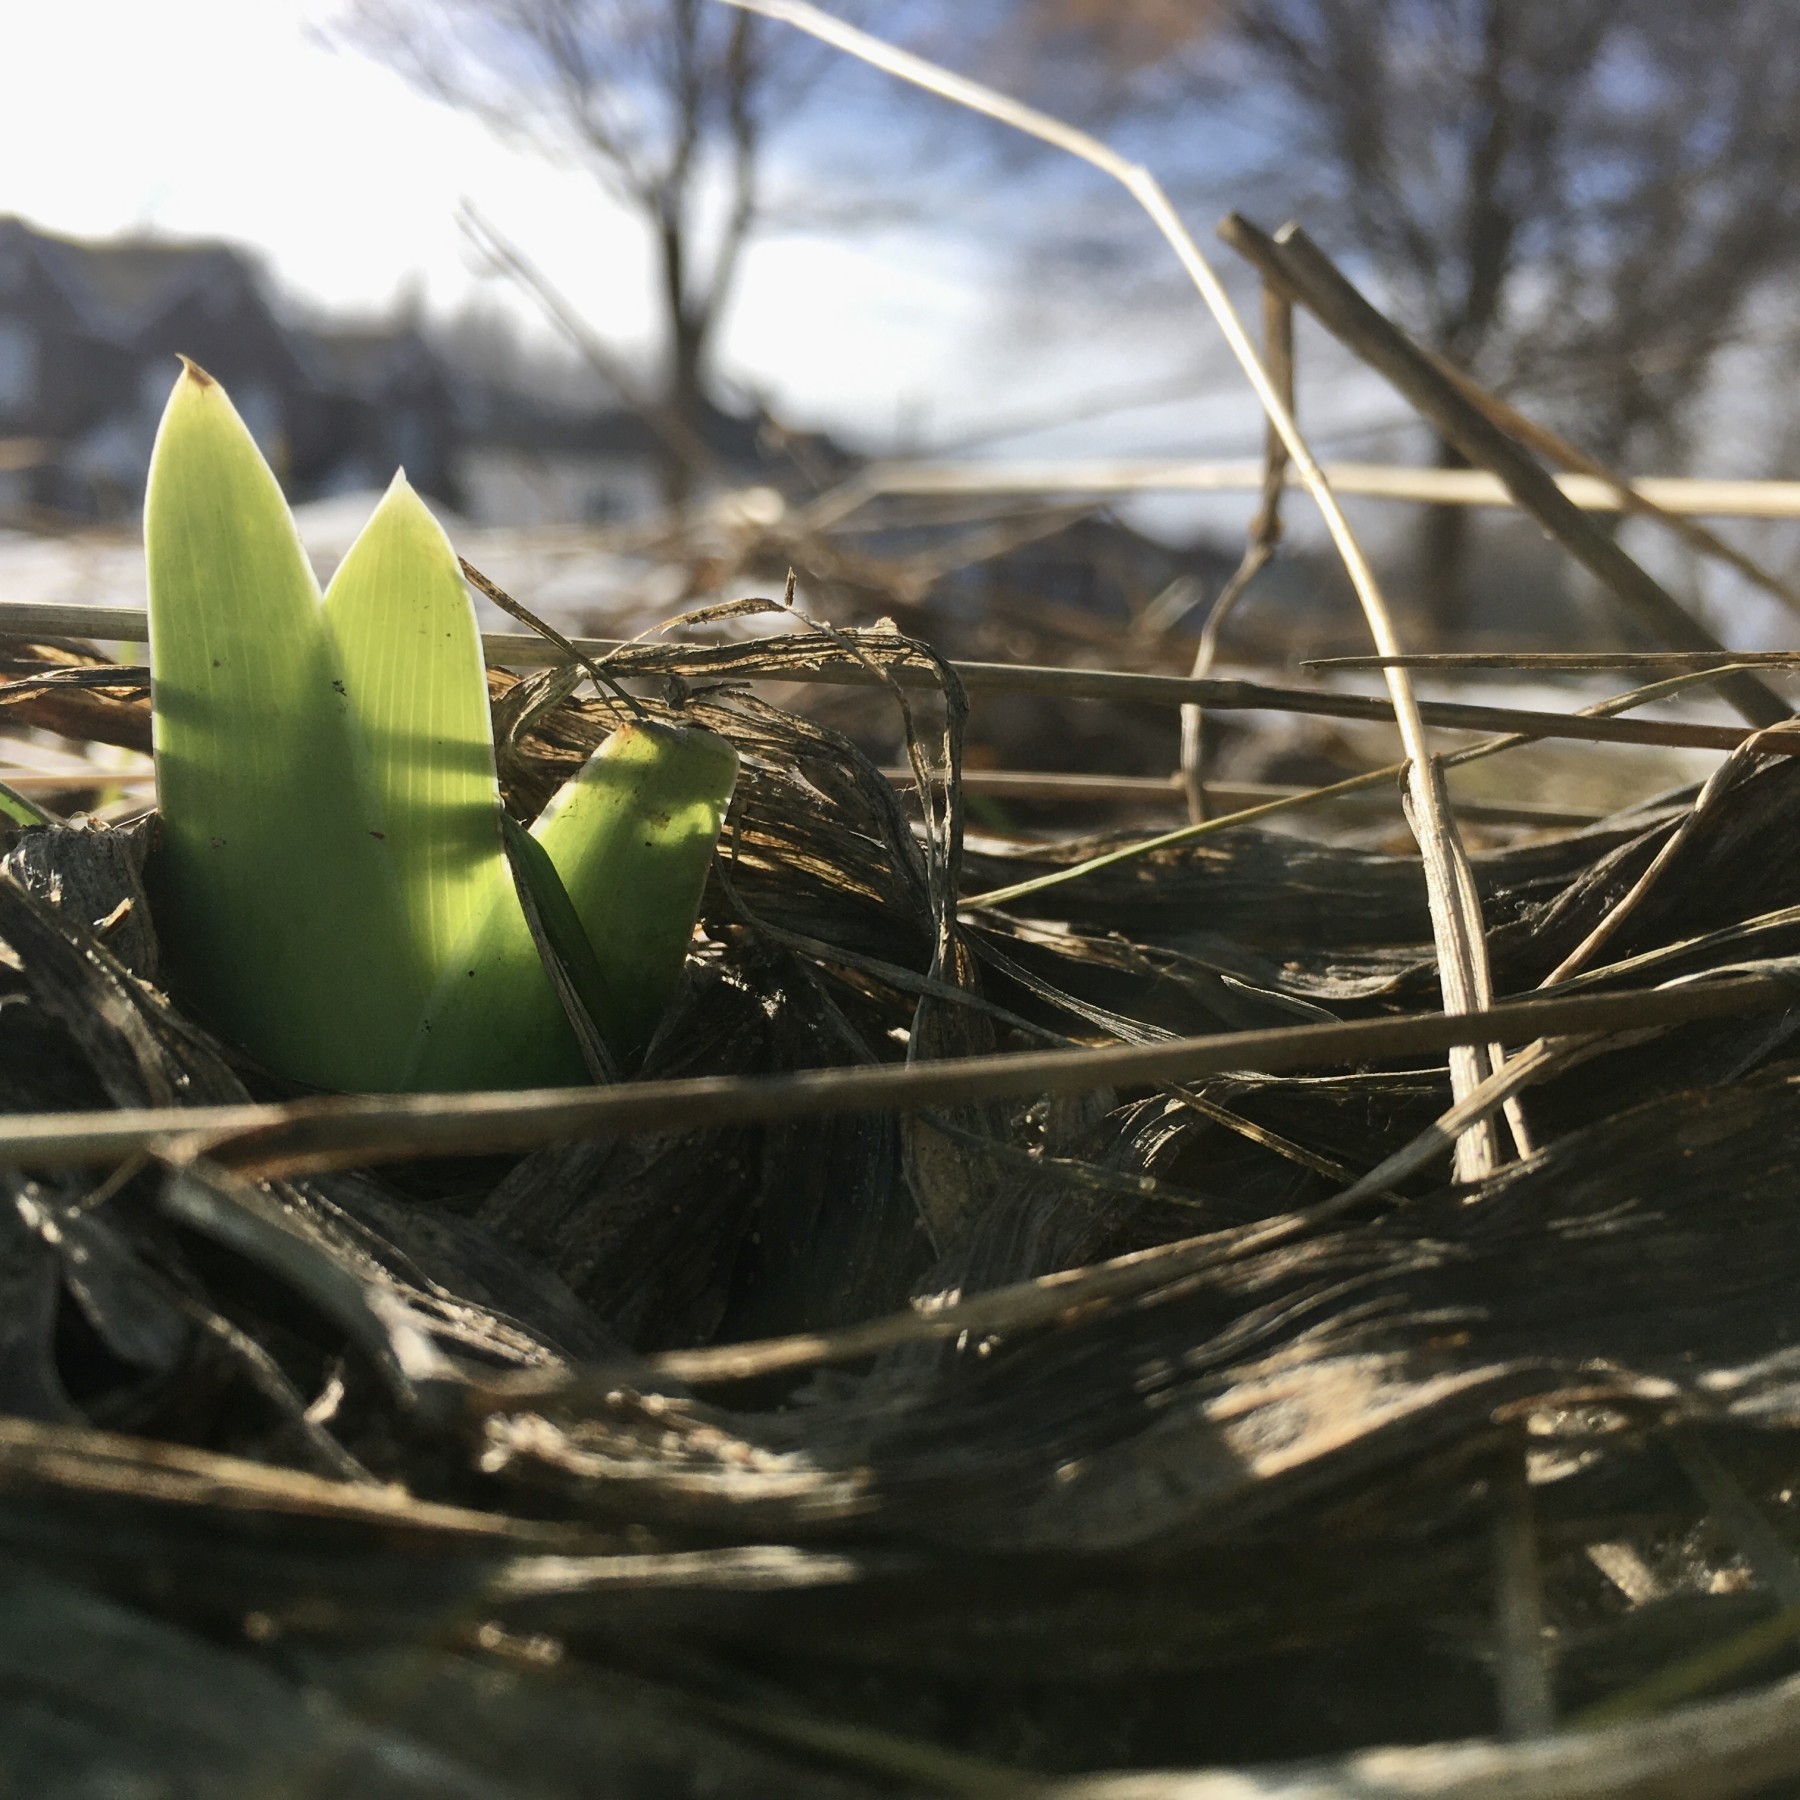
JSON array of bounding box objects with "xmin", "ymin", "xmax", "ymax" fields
[
  {"xmin": 1417, "ymin": 435, "xmax": 1473, "ymax": 642},
  {"xmin": 655, "ymin": 218, "xmax": 712, "ymax": 512},
  {"xmin": 667, "ymin": 309, "xmax": 709, "ymax": 510}
]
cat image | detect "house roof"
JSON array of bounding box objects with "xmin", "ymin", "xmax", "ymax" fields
[
  {"xmin": 0, "ymin": 218, "xmax": 266, "ymax": 341},
  {"xmin": 52, "ymin": 243, "xmax": 241, "ymax": 329}
]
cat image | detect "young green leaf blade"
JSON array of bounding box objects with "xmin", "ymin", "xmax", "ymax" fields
[
  {"xmin": 499, "ymin": 810, "xmax": 619, "ymax": 1082},
  {"xmin": 532, "ymin": 719, "xmax": 738, "ymax": 1067},
  {"xmin": 0, "ymin": 780, "xmax": 51, "ymax": 829},
  {"xmin": 321, "ymin": 473, "xmax": 504, "ymax": 969},
  {"xmin": 145, "ymin": 362, "xmax": 422, "ymax": 1089},
  {"xmin": 320, "ymin": 474, "xmax": 584, "ymax": 1091}
]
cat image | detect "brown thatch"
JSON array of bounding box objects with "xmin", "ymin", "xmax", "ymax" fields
[{"xmin": 6, "ymin": 607, "xmax": 1800, "ymax": 1796}]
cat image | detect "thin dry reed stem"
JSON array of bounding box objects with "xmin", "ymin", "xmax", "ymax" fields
[
  {"xmin": 718, "ymin": 0, "xmax": 1502, "ymax": 1175},
  {"xmin": 1217, "ymin": 215, "xmax": 1791, "ymax": 730},
  {"xmin": 0, "ymin": 975, "xmax": 1784, "ymax": 1177},
  {"xmin": 1181, "ymin": 284, "xmax": 1292, "ymax": 821}
]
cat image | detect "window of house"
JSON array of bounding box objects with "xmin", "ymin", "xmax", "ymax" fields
[
  {"xmin": 389, "ymin": 407, "xmax": 433, "ymax": 478},
  {"xmin": 0, "ymin": 318, "xmax": 39, "ymax": 413},
  {"xmin": 232, "ymin": 381, "xmax": 283, "ymax": 456}
]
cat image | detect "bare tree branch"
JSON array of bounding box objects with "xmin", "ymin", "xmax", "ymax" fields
[{"xmin": 335, "ymin": 0, "xmax": 899, "ymax": 502}]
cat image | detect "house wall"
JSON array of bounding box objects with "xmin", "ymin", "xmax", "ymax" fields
[
  {"xmin": 459, "ymin": 446, "xmax": 660, "ymax": 528},
  {"xmin": 0, "ymin": 236, "xmax": 136, "ymax": 453}
]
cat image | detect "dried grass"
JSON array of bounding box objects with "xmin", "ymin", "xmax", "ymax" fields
[{"xmin": 3, "ymin": 12, "xmax": 1800, "ymax": 1794}]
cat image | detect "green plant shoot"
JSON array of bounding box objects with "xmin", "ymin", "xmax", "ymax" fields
[
  {"xmin": 144, "ymin": 361, "xmax": 737, "ymax": 1092},
  {"xmin": 533, "ymin": 719, "xmax": 743, "ymax": 1066}
]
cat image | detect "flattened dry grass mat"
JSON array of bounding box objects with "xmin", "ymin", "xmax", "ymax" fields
[{"xmin": 11, "ymin": 623, "xmax": 1800, "ymax": 1796}]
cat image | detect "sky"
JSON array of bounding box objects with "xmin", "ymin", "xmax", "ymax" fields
[
  {"xmin": 6, "ymin": 1, "xmax": 1795, "ymax": 651},
  {"xmin": 0, "ymin": 4, "xmax": 945, "ymax": 430},
  {"xmin": 0, "ymin": 0, "xmax": 1444, "ymax": 552},
  {"xmin": 0, "ymin": 0, "xmax": 1211, "ymax": 453}
]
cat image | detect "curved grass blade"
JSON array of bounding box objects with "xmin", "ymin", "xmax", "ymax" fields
[
  {"xmin": 532, "ymin": 719, "xmax": 738, "ymax": 1067},
  {"xmin": 0, "ymin": 780, "xmax": 52, "ymax": 828},
  {"xmin": 500, "ymin": 811, "xmax": 618, "ymax": 1083},
  {"xmin": 145, "ymin": 362, "xmax": 422, "ymax": 1090}
]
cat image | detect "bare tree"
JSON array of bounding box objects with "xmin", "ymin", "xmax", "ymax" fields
[
  {"xmin": 1042, "ymin": 0, "xmax": 1800, "ymax": 634},
  {"xmin": 340, "ymin": 0, "xmax": 864, "ymax": 503}
]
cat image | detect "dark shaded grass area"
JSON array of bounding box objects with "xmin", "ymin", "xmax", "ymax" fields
[{"xmin": 8, "ymin": 631, "xmax": 1800, "ymax": 1792}]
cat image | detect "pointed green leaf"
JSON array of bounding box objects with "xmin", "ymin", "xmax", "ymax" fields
[
  {"xmin": 145, "ymin": 363, "xmax": 422, "ymax": 1089},
  {"xmin": 532, "ymin": 719, "xmax": 738, "ymax": 1067},
  {"xmin": 320, "ymin": 472, "xmax": 583, "ymax": 1091},
  {"xmin": 321, "ymin": 474, "xmax": 514, "ymax": 973},
  {"xmin": 403, "ymin": 872, "xmax": 589, "ymax": 1090},
  {"xmin": 148, "ymin": 365, "xmax": 720, "ymax": 1093}
]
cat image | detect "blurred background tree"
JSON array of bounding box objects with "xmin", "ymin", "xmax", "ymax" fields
[
  {"xmin": 1031, "ymin": 0, "xmax": 1800, "ymax": 634},
  {"xmin": 341, "ymin": 0, "xmax": 1800, "ymax": 633},
  {"xmin": 340, "ymin": 0, "xmax": 893, "ymax": 504}
]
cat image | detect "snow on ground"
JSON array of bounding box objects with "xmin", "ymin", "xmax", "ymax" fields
[
  {"xmin": 0, "ymin": 503, "xmax": 1746, "ymax": 822},
  {"xmin": 0, "ymin": 494, "xmax": 661, "ymax": 639}
]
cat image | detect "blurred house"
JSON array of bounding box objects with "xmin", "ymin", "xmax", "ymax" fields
[
  {"xmin": 0, "ymin": 216, "xmax": 458, "ymax": 515},
  {"xmin": 0, "ymin": 216, "xmax": 840, "ymax": 528},
  {"xmin": 291, "ymin": 323, "xmax": 464, "ymax": 506},
  {"xmin": 454, "ymin": 377, "xmax": 788, "ymax": 528},
  {"xmin": 942, "ymin": 513, "xmax": 1242, "ymax": 632}
]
